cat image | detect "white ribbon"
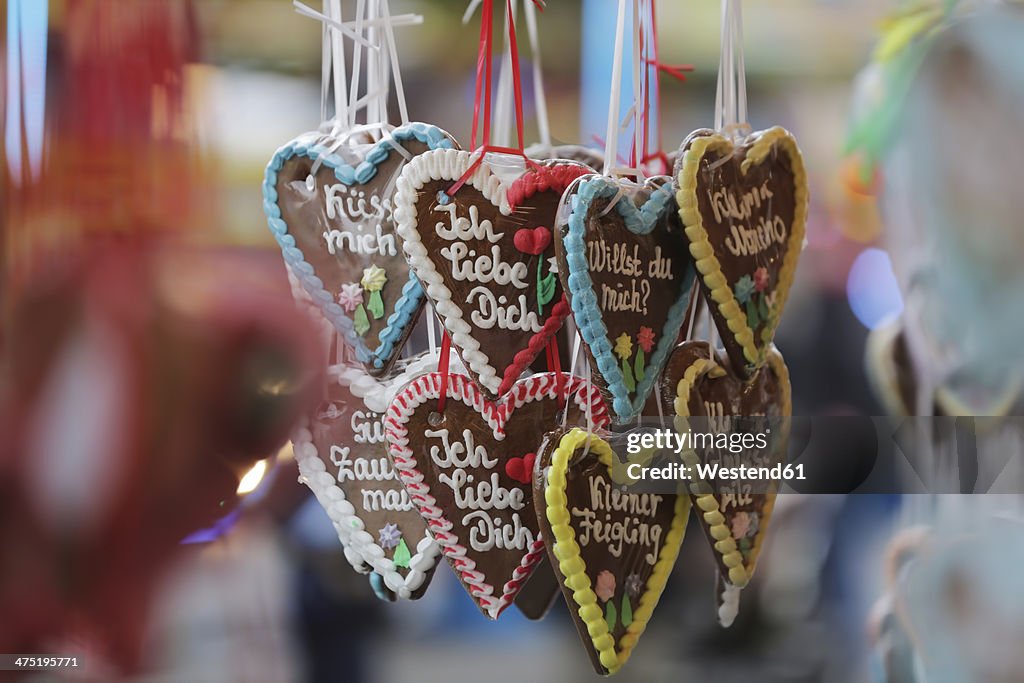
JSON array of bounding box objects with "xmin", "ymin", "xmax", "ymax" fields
[
  {"xmin": 714, "ymin": 0, "xmax": 749, "ymax": 135},
  {"xmin": 630, "ymin": 0, "xmax": 644, "ymax": 182},
  {"xmin": 492, "ymin": 0, "xmax": 517, "ymax": 147},
  {"xmin": 603, "ymin": 0, "xmax": 646, "ymax": 180},
  {"xmin": 524, "ymin": 0, "xmax": 551, "ymax": 147},
  {"xmin": 603, "ymin": 0, "xmax": 629, "ymax": 177},
  {"xmin": 347, "ymin": 0, "xmax": 367, "ymax": 130},
  {"xmin": 295, "ymin": 0, "xmax": 421, "ymax": 131}
]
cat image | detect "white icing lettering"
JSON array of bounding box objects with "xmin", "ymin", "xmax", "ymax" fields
[
  {"xmin": 462, "ymin": 510, "xmax": 535, "ymax": 552},
  {"xmin": 570, "ymin": 474, "xmax": 664, "ymax": 566},
  {"xmin": 362, "ymin": 487, "xmax": 415, "ymax": 512},
  {"xmin": 467, "ymin": 287, "xmax": 543, "ymax": 332},
  {"xmin": 433, "ymin": 203, "xmax": 503, "ymax": 242},
  {"xmin": 440, "ymin": 242, "xmax": 529, "ymax": 288},
  {"xmin": 351, "ymin": 410, "xmax": 386, "ymax": 444},
  {"xmin": 425, "ymin": 428, "xmax": 498, "ymax": 469},
  {"xmin": 438, "ymin": 470, "xmax": 524, "ymax": 511}
]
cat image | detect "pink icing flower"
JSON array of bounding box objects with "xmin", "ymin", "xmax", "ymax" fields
[
  {"xmin": 731, "ymin": 511, "xmax": 751, "ymax": 540},
  {"xmin": 637, "ymin": 326, "xmax": 655, "ymax": 354},
  {"xmin": 338, "ymin": 283, "xmax": 363, "ymax": 313},
  {"xmin": 753, "ymin": 267, "xmax": 770, "ymax": 293},
  {"xmin": 595, "ymin": 570, "xmax": 616, "ymax": 602}
]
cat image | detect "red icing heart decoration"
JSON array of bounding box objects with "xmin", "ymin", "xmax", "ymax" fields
[
  {"xmin": 513, "ymin": 227, "xmax": 552, "ymax": 255},
  {"xmin": 505, "ymin": 452, "xmax": 537, "ymax": 484}
]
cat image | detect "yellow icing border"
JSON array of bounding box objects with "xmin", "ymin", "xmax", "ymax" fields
[
  {"xmin": 544, "ymin": 428, "xmax": 690, "ymax": 675},
  {"xmin": 672, "ymin": 347, "xmax": 791, "ymax": 587},
  {"xmin": 676, "ymin": 127, "xmax": 809, "ymax": 370}
]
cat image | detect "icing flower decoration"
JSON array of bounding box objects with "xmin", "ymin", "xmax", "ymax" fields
[
  {"xmin": 747, "ymin": 511, "xmax": 760, "ymax": 538},
  {"xmin": 338, "ymin": 283, "xmax": 363, "ymax": 313},
  {"xmin": 378, "ymin": 522, "xmax": 402, "ymax": 549},
  {"xmin": 731, "ymin": 512, "xmax": 752, "ymax": 540},
  {"xmin": 393, "ymin": 538, "xmax": 411, "ymax": 569},
  {"xmin": 614, "ymin": 333, "xmax": 637, "ymax": 391},
  {"xmin": 361, "ymin": 264, "xmax": 388, "ymax": 291},
  {"xmin": 753, "ymin": 266, "xmax": 770, "ymax": 292},
  {"xmin": 595, "ymin": 570, "xmax": 616, "ymax": 602},
  {"xmin": 361, "ymin": 265, "xmax": 388, "ymax": 320},
  {"xmin": 625, "ymin": 573, "xmax": 644, "ymax": 599},
  {"xmin": 637, "ymin": 326, "xmax": 655, "ymax": 354},
  {"xmin": 734, "ymin": 275, "xmax": 755, "ymax": 304},
  {"xmin": 614, "ymin": 333, "xmax": 633, "ymax": 360},
  {"xmin": 633, "ymin": 326, "xmax": 656, "ymax": 384}
]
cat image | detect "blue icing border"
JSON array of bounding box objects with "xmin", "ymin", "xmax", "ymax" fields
[
  {"xmin": 263, "ymin": 122, "xmax": 454, "ymax": 370},
  {"xmin": 564, "ymin": 176, "xmax": 696, "ymax": 423}
]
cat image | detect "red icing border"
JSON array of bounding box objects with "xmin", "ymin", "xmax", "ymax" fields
[
  {"xmin": 384, "ymin": 372, "xmax": 609, "ymax": 618},
  {"xmin": 492, "ymin": 163, "xmax": 591, "ymax": 394}
]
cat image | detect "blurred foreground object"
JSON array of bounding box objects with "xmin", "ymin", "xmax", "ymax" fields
[
  {"xmin": 4, "ymin": 0, "xmax": 209, "ymax": 310},
  {"xmin": 1, "ymin": 0, "xmax": 324, "ymax": 671},
  {"xmin": 848, "ymin": 2, "xmax": 1024, "ymax": 416},
  {"xmin": 0, "ymin": 241, "xmax": 324, "ymax": 672}
]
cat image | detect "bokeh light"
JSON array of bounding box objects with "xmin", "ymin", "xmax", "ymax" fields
[{"xmin": 846, "ymin": 247, "xmax": 903, "ymax": 329}]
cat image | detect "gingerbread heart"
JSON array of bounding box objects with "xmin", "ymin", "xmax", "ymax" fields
[
  {"xmin": 393, "ymin": 149, "xmax": 594, "ymax": 397},
  {"xmin": 383, "ymin": 372, "xmax": 608, "ymax": 618},
  {"xmin": 264, "ymin": 123, "xmax": 456, "ymax": 375},
  {"xmin": 558, "ymin": 175, "xmax": 696, "ymax": 423},
  {"xmin": 525, "ymin": 142, "xmax": 605, "ymax": 170},
  {"xmin": 534, "ymin": 427, "xmax": 690, "ymax": 675},
  {"xmin": 512, "ymin": 557, "xmax": 562, "ymax": 621},
  {"xmin": 866, "ymin": 318, "xmax": 1023, "ymax": 417},
  {"xmin": 675, "ymin": 127, "xmax": 808, "ymax": 376},
  {"xmin": 292, "ymin": 352, "xmax": 460, "ymax": 600},
  {"xmin": 660, "ymin": 340, "xmax": 791, "ymax": 625}
]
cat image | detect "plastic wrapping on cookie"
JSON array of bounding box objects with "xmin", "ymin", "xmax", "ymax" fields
[
  {"xmin": 674, "ymin": 127, "xmax": 808, "ymax": 374},
  {"xmin": 382, "ymin": 372, "xmax": 609, "ymax": 619},
  {"xmin": 668, "ymin": 343, "xmax": 791, "ymax": 591},
  {"xmin": 392, "ymin": 148, "xmax": 592, "ymax": 397},
  {"xmin": 540, "ymin": 428, "xmax": 690, "ymax": 675},
  {"xmin": 263, "ymin": 122, "xmax": 455, "ymax": 373},
  {"xmin": 562, "ymin": 176, "xmax": 696, "ymax": 423},
  {"xmin": 329, "ymin": 347, "xmax": 465, "ymax": 414},
  {"xmin": 292, "ymin": 419, "xmax": 440, "ymax": 599}
]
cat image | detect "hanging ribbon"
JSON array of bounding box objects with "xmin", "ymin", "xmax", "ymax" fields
[
  {"xmin": 448, "ymin": 0, "xmax": 537, "ymax": 197},
  {"xmin": 492, "ymin": 0, "xmax": 516, "ymax": 148},
  {"xmin": 523, "ymin": 0, "xmax": 551, "ymax": 148},
  {"xmin": 640, "ymin": 0, "xmax": 694, "ymax": 175},
  {"xmin": 601, "ymin": 0, "xmax": 648, "ymax": 183},
  {"xmin": 294, "ymin": 0, "xmax": 421, "ymax": 134},
  {"xmin": 602, "ymin": 0, "xmax": 629, "ymax": 178},
  {"xmin": 714, "ymin": 0, "xmax": 749, "ymax": 136},
  {"xmin": 437, "ymin": 333, "xmax": 453, "ymax": 412}
]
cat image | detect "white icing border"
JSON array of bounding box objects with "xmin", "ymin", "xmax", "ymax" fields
[
  {"xmin": 392, "ymin": 149, "xmax": 515, "ymax": 396},
  {"xmin": 330, "ymin": 348, "xmax": 464, "ymax": 414},
  {"xmin": 383, "ymin": 371, "xmax": 609, "ymax": 618},
  {"xmin": 292, "ymin": 356, "xmax": 460, "ymax": 599},
  {"xmin": 718, "ymin": 581, "xmax": 742, "ymax": 628}
]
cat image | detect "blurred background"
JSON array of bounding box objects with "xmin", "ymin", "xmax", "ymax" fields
[{"xmin": 3, "ymin": 1, "xmax": 1022, "ymax": 681}]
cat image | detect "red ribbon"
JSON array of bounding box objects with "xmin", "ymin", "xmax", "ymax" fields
[
  {"xmin": 546, "ymin": 337, "xmax": 566, "ymax": 408},
  {"xmin": 449, "ymin": 0, "xmax": 536, "ymax": 197},
  {"xmin": 437, "ymin": 331, "xmax": 453, "ymax": 412},
  {"xmin": 630, "ymin": 0, "xmax": 693, "ymax": 176}
]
